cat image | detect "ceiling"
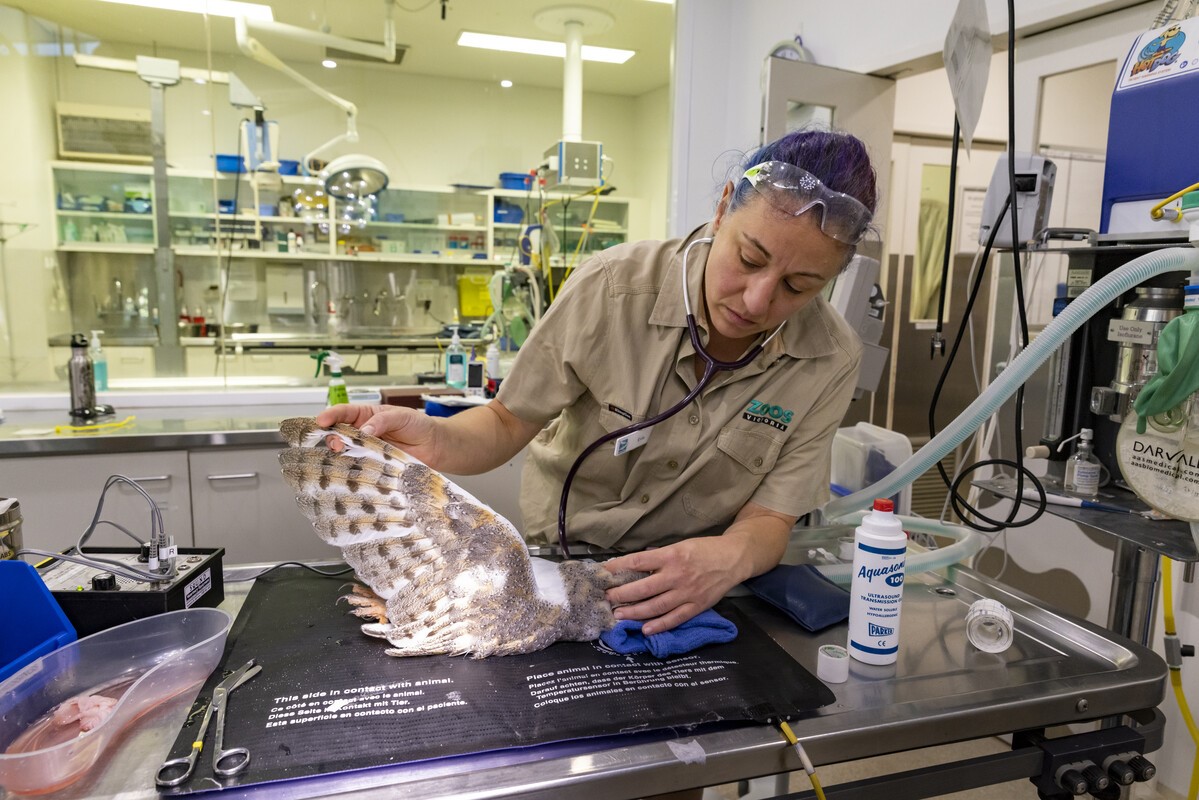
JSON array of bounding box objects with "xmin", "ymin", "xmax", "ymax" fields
[{"xmin": 6, "ymin": 0, "xmax": 675, "ymax": 96}]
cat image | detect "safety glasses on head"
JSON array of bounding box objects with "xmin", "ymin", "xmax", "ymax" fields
[{"xmin": 741, "ymin": 161, "xmax": 873, "ymax": 245}]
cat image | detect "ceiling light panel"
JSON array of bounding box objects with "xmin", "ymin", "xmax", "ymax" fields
[
  {"xmin": 97, "ymin": 0, "xmax": 274, "ymax": 21},
  {"xmin": 456, "ymin": 32, "xmax": 634, "ymax": 64}
]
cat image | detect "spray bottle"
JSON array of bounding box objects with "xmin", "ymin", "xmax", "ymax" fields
[
  {"xmin": 88, "ymin": 329, "xmax": 108, "ymax": 391},
  {"xmin": 1060, "ymin": 428, "xmax": 1101, "ymax": 499},
  {"xmin": 847, "ymin": 498, "xmax": 907, "ymax": 665},
  {"xmin": 444, "ymin": 325, "xmax": 467, "ymax": 390},
  {"xmin": 311, "ymin": 350, "xmax": 349, "ymax": 406}
]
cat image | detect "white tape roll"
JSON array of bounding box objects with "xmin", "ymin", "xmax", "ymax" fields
[
  {"xmin": 837, "ymin": 536, "xmax": 855, "ymax": 561},
  {"xmin": 966, "ymin": 598, "xmax": 1014, "ymax": 653},
  {"xmin": 817, "ymin": 644, "xmax": 849, "ymax": 683}
]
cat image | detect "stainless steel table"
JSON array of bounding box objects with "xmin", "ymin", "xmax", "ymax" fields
[{"xmin": 29, "ymin": 557, "xmax": 1166, "ymax": 800}]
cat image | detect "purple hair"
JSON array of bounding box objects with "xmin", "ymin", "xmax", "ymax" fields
[{"xmin": 729, "ymin": 129, "xmax": 878, "ymax": 216}]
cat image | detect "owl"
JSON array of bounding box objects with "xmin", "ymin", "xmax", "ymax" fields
[{"xmin": 278, "ymin": 418, "xmax": 638, "ymax": 658}]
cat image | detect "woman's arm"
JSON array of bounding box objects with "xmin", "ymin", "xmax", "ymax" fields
[{"xmin": 315, "ymin": 399, "xmax": 544, "ymax": 475}]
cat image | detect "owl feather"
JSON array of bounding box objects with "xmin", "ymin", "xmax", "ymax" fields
[{"xmin": 278, "ymin": 417, "xmax": 638, "ymax": 658}]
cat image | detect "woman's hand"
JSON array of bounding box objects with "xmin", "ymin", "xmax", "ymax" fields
[
  {"xmin": 314, "ymin": 404, "xmax": 439, "ymax": 464},
  {"xmin": 601, "ymin": 503, "xmax": 795, "ymax": 634},
  {"xmin": 602, "ymin": 536, "xmax": 749, "ymax": 635}
]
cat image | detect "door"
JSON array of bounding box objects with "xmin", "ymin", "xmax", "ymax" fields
[
  {"xmin": 761, "ymin": 57, "xmax": 897, "ymax": 263},
  {"xmin": 761, "ymin": 58, "xmax": 897, "ymax": 428}
]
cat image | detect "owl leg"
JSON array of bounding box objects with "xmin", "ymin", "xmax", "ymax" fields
[{"xmin": 339, "ymin": 583, "xmax": 389, "ymax": 624}]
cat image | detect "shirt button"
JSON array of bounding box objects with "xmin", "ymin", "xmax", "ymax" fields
[
  {"xmin": 753, "ymin": 457, "xmax": 763, "ymax": 467},
  {"xmin": 667, "ymin": 459, "xmax": 679, "ymax": 469},
  {"xmin": 688, "ymin": 414, "xmax": 700, "ymax": 425},
  {"xmin": 640, "ymin": 494, "xmax": 650, "ymax": 504}
]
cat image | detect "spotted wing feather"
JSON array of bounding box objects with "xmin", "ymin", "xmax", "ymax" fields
[{"xmin": 279, "ymin": 417, "xmax": 625, "ymax": 658}]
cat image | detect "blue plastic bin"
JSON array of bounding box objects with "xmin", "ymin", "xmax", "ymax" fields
[
  {"xmin": 494, "ymin": 201, "xmax": 524, "ymax": 224},
  {"xmin": 499, "ymin": 172, "xmax": 532, "ymax": 191},
  {"xmin": 424, "ymin": 400, "xmax": 470, "ymax": 417},
  {"xmin": 0, "ymin": 561, "xmax": 76, "ymax": 684},
  {"xmin": 215, "ymin": 154, "xmax": 245, "ymax": 173},
  {"xmin": 278, "ymin": 159, "xmax": 300, "ymax": 175}
]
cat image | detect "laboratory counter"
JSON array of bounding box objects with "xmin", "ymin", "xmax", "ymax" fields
[
  {"xmin": 0, "ymin": 390, "xmax": 347, "ymax": 458},
  {"xmin": 28, "ymin": 551, "xmax": 1168, "ymax": 800}
]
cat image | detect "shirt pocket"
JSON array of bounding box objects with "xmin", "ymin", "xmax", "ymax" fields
[
  {"xmin": 597, "ymin": 402, "xmax": 647, "ymax": 433},
  {"xmin": 682, "ymin": 427, "xmax": 782, "ymax": 524}
]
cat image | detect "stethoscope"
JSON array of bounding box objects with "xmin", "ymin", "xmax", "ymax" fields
[{"xmin": 555, "ymin": 236, "xmax": 787, "ymax": 559}]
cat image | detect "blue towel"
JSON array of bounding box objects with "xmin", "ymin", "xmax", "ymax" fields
[{"xmin": 600, "ymin": 609, "xmax": 738, "ymax": 658}]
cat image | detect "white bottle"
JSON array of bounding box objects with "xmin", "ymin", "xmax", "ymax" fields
[
  {"xmin": 1063, "ymin": 427, "xmax": 1101, "ymax": 499},
  {"xmin": 847, "ymin": 498, "xmax": 907, "ymax": 665},
  {"xmin": 88, "ymin": 329, "xmax": 108, "ymax": 391},
  {"xmin": 444, "ymin": 326, "xmax": 467, "ymax": 389},
  {"xmin": 485, "ymin": 341, "xmax": 501, "ymax": 380}
]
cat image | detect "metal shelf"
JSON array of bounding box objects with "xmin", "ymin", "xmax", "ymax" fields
[{"xmin": 974, "ymin": 475, "xmax": 1198, "ymax": 561}]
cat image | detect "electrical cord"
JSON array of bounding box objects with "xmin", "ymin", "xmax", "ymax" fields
[
  {"xmin": 777, "ymin": 720, "xmax": 827, "ymax": 800},
  {"xmin": 927, "ymin": 1, "xmax": 1048, "ymax": 533},
  {"xmin": 225, "ymin": 561, "xmax": 355, "ymax": 582},
  {"xmin": 932, "ymin": 116, "xmax": 962, "ymax": 357},
  {"xmin": 928, "ymin": 194, "xmax": 1047, "ymax": 532},
  {"xmin": 16, "ymin": 474, "xmax": 174, "ymax": 583}
]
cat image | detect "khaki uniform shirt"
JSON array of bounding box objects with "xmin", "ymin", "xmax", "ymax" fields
[{"xmin": 496, "ymin": 224, "xmax": 862, "ymax": 551}]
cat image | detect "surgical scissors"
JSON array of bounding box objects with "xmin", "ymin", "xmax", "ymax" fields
[{"xmin": 155, "ymin": 659, "xmax": 262, "ymax": 787}]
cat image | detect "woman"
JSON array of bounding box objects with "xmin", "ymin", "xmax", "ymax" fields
[{"xmin": 316, "ymin": 128, "xmax": 877, "ymax": 636}]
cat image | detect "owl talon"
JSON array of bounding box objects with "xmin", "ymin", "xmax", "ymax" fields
[{"xmin": 338, "ymin": 583, "xmax": 389, "ymax": 622}]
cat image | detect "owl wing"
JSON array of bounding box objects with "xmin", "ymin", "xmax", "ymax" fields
[{"xmin": 278, "ymin": 417, "xmax": 555, "ymax": 656}]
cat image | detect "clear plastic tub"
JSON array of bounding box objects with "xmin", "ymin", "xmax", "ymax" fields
[{"xmin": 0, "ymin": 608, "xmax": 233, "ymax": 795}]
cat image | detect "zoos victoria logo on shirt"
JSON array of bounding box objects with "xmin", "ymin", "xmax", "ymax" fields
[{"xmin": 743, "ymin": 399, "xmax": 793, "ymax": 431}]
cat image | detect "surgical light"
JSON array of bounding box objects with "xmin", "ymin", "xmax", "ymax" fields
[
  {"xmin": 97, "ymin": 0, "xmax": 274, "ymax": 21},
  {"xmin": 321, "ymin": 154, "xmax": 389, "ymax": 199},
  {"xmin": 456, "ymin": 31, "xmax": 634, "ymax": 64}
]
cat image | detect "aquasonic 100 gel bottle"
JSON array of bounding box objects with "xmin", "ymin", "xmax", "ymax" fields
[{"xmin": 847, "ymin": 498, "xmax": 907, "ymax": 665}]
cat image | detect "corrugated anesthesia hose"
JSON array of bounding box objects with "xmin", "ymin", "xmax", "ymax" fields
[
  {"xmin": 823, "ymin": 246, "xmax": 1199, "ymax": 522},
  {"xmin": 1164, "ymin": 557, "xmax": 1199, "ymax": 799},
  {"xmin": 814, "ymin": 511, "xmax": 983, "ymax": 586}
]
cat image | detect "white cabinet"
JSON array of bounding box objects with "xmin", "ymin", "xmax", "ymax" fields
[
  {"xmin": 188, "ymin": 447, "xmax": 339, "ymax": 565},
  {"xmin": 2, "ymin": 443, "xmax": 524, "ymax": 566},
  {"xmin": 0, "ymin": 451, "xmax": 192, "ymax": 554}
]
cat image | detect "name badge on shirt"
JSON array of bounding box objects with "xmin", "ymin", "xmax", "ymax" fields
[{"xmin": 614, "ymin": 429, "xmax": 651, "ymax": 456}]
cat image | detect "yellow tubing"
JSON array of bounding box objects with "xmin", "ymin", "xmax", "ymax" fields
[
  {"xmin": 1150, "ymin": 181, "xmax": 1199, "ymax": 220},
  {"xmin": 1165, "ymin": 559, "xmax": 1199, "ymax": 799}
]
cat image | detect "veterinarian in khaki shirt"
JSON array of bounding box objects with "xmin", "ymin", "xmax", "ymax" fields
[
  {"xmin": 497, "ymin": 224, "xmax": 861, "ymax": 553},
  {"xmin": 318, "ymin": 129, "xmax": 878, "ymax": 638}
]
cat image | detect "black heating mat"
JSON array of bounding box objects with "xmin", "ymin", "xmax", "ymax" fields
[{"xmin": 160, "ymin": 568, "xmax": 833, "ymax": 793}]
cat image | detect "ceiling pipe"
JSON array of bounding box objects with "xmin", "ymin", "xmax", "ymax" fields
[
  {"xmin": 562, "ymin": 18, "xmax": 583, "ymax": 142},
  {"xmin": 534, "ymin": 6, "xmax": 614, "ymax": 143}
]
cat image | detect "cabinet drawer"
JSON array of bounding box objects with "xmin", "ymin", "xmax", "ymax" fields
[
  {"xmin": 188, "ymin": 447, "xmax": 339, "ymax": 565},
  {"xmin": 0, "ymin": 451, "xmax": 192, "ymax": 554}
]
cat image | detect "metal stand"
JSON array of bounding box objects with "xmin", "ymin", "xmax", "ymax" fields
[{"xmin": 1108, "ymin": 539, "xmax": 1160, "ymax": 647}]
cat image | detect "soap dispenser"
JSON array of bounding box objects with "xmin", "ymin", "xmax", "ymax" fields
[
  {"xmin": 88, "ymin": 329, "xmax": 108, "ymax": 391},
  {"xmin": 444, "ymin": 326, "xmax": 467, "ymax": 390}
]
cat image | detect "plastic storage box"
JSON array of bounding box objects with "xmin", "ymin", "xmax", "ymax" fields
[
  {"xmin": 0, "ymin": 561, "xmax": 75, "ymax": 684},
  {"xmin": 830, "ymin": 422, "xmax": 913, "ymax": 515},
  {"xmin": 499, "ymin": 172, "xmax": 532, "ymax": 190},
  {"xmin": 0, "ymin": 608, "xmax": 232, "ymax": 795},
  {"xmin": 214, "ymin": 154, "xmax": 245, "ymax": 173}
]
